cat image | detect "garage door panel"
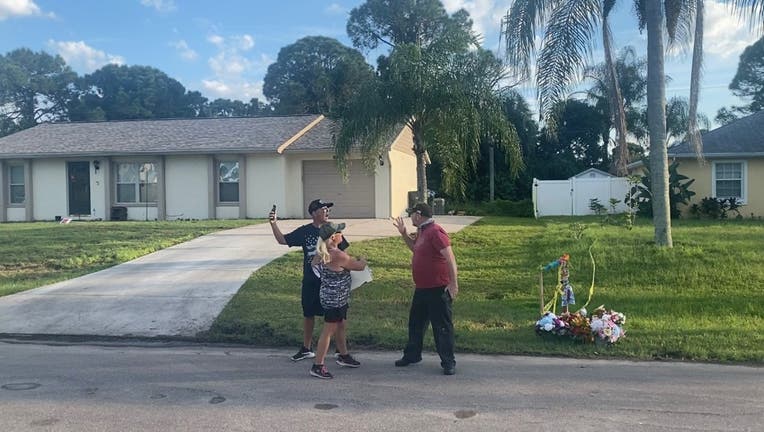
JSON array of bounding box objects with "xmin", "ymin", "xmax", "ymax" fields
[{"xmin": 303, "ymin": 160, "xmax": 374, "ymax": 218}]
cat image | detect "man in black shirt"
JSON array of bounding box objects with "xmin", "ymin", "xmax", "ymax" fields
[{"xmin": 269, "ymin": 199, "xmax": 349, "ymax": 361}]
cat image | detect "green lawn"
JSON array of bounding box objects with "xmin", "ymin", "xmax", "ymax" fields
[
  {"xmin": 1, "ymin": 217, "xmax": 762, "ymax": 363},
  {"xmin": 0, "ymin": 219, "xmax": 256, "ymax": 297},
  {"xmin": 207, "ymin": 216, "xmax": 764, "ymax": 363}
]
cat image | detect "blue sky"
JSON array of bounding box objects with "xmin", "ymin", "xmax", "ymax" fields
[{"xmin": 0, "ymin": 0, "xmax": 758, "ymax": 126}]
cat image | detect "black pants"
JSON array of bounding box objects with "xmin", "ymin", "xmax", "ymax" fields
[{"xmin": 402, "ymin": 286, "xmax": 455, "ymax": 368}]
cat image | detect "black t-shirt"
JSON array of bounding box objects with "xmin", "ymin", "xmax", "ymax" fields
[{"xmin": 284, "ymin": 223, "xmax": 349, "ymax": 284}]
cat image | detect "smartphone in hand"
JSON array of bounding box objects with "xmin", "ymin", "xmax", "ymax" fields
[{"xmin": 269, "ymin": 204, "xmax": 277, "ymax": 221}]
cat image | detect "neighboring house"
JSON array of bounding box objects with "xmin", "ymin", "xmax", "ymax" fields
[
  {"xmin": 571, "ymin": 167, "xmax": 615, "ymax": 179},
  {"xmin": 629, "ymin": 111, "xmax": 764, "ymax": 217},
  {"xmin": 0, "ymin": 114, "xmax": 417, "ymax": 222}
]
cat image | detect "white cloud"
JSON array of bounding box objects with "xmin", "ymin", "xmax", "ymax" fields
[
  {"xmin": 325, "ymin": 3, "xmax": 346, "ymax": 15},
  {"xmin": 235, "ymin": 34, "xmax": 255, "ymax": 51},
  {"xmin": 170, "ymin": 39, "xmax": 197, "ymax": 61},
  {"xmin": 703, "ymin": 0, "xmax": 759, "ymax": 59},
  {"xmin": 202, "ymin": 79, "xmax": 264, "ymax": 101},
  {"xmin": 48, "ymin": 40, "xmax": 125, "ymax": 73},
  {"xmin": 0, "ymin": 0, "xmax": 52, "ymax": 20},
  {"xmin": 441, "ymin": 0, "xmax": 507, "ymax": 43},
  {"xmin": 201, "ymin": 33, "xmax": 270, "ymax": 101},
  {"xmin": 139, "ymin": 0, "xmax": 176, "ymax": 13},
  {"xmin": 207, "ymin": 34, "xmax": 224, "ymax": 47}
]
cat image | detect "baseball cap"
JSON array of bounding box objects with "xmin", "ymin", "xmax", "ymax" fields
[
  {"xmin": 308, "ymin": 199, "xmax": 334, "ymax": 214},
  {"xmin": 406, "ymin": 202, "xmax": 432, "ymax": 218},
  {"xmin": 319, "ymin": 222, "xmax": 346, "ymax": 240}
]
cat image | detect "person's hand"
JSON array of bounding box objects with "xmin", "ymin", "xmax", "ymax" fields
[
  {"xmin": 445, "ymin": 281, "xmax": 458, "ymax": 301},
  {"xmin": 392, "ymin": 216, "xmax": 407, "ymax": 235},
  {"xmin": 268, "ymin": 209, "xmax": 277, "ymax": 224},
  {"xmin": 358, "ymin": 257, "xmax": 368, "ymax": 267}
]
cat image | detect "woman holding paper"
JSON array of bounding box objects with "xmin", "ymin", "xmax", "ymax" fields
[{"xmin": 308, "ymin": 222, "xmax": 368, "ymax": 379}]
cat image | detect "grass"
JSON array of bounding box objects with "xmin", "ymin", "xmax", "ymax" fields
[
  {"xmin": 1, "ymin": 217, "xmax": 762, "ymax": 363},
  {"xmin": 0, "ymin": 219, "xmax": 257, "ymax": 297},
  {"xmin": 207, "ymin": 216, "xmax": 764, "ymax": 363}
]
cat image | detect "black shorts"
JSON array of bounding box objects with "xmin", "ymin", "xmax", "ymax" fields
[
  {"xmin": 323, "ymin": 304, "xmax": 348, "ymax": 323},
  {"xmin": 301, "ymin": 281, "xmax": 324, "ymax": 318}
]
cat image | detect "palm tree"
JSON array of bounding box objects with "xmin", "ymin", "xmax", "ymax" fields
[
  {"xmin": 585, "ymin": 46, "xmax": 648, "ymax": 169},
  {"xmin": 336, "ymin": 0, "xmax": 522, "ymax": 202},
  {"xmin": 502, "ymin": 0, "xmax": 706, "ymax": 246}
]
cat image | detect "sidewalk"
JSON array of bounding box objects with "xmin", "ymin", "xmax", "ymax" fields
[{"xmin": 0, "ymin": 216, "xmax": 479, "ymax": 338}]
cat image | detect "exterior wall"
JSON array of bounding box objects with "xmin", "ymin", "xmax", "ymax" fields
[
  {"xmin": 6, "ymin": 207, "xmax": 25, "ymax": 221},
  {"xmin": 374, "ymin": 157, "xmax": 391, "ymax": 219},
  {"xmin": 90, "ymin": 158, "xmax": 107, "ymax": 220},
  {"xmin": 32, "ymin": 159, "xmax": 67, "ymax": 220},
  {"xmin": 165, "ymin": 155, "xmax": 211, "ymax": 220},
  {"xmin": 675, "ymin": 157, "xmax": 764, "ymax": 217},
  {"xmin": 247, "ymin": 154, "xmax": 289, "ymax": 218},
  {"xmin": 388, "ymin": 147, "xmax": 417, "ymax": 218},
  {"xmin": 215, "ymin": 206, "xmax": 240, "ymax": 219},
  {"xmin": 389, "ymin": 126, "xmax": 417, "ymax": 218}
]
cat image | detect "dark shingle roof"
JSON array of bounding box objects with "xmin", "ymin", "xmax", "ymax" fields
[
  {"xmin": 0, "ymin": 115, "xmax": 322, "ymax": 158},
  {"xmin": 284, "ymin": 116, "xmax": 335, "ymax": 152},
  {"xmin": 668, "ymin": 110, "xmax": 764, "ymax": 157}
]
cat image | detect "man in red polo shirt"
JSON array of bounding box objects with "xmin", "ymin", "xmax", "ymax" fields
[{"xmin": 392, "ymin": 202, "xmax": 459, "ymax": 375}]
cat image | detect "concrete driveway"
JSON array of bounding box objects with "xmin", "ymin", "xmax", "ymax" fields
[{"xmin": 0, "ymin": 216, "xmax": 479, "ymax": 338}]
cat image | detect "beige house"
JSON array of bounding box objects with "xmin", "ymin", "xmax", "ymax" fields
[
  {"xmin": 0, "ymin": 114, "xmax": 417, "ymax": 221},
  {"xmin": 630, "ymin": 111, "xmax": 764, "ymax": 217}
]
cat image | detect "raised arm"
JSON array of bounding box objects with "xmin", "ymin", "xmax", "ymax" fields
[
  {"xmin": 269, "ymin": 208, "xmax": 287, "ymax": 245},
  {"xmin": 392, "ymin": 216, "xmax": 415, "ymax": 252}
]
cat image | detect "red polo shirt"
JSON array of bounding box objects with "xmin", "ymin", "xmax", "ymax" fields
[{"xmin": 411, "ymin": 221, "xmax": 451, "ymax": 289}]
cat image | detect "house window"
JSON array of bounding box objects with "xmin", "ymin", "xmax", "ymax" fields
[
  {"xmin": 116, "ymin": 162, "xmax": 158, "ymax": 203},
  {"xmin": 218, "ymin": 160, "xmax": 239, "ymax": 203},
  {"xmin": 713, "ymin": 161, "xmax": 746, "ymax": 203},
  {"xmin": 8, "ymin": 165, "xmax": 25, "ymax": 205}
]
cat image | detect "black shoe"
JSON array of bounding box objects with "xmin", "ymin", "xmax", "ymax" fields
[
  {"xmin": 336, "ymin": 354, "xmax": 361, "ymax": 368},
  {"xmin": 291, "ymin": 346, "xmax": 315, "ymax": 362},
  {"xmin": 394, "ymin": 357, "xmax": 421, "ymax": 367},
  {"xmin": 443, "ymin": 365, "xmax": 456, "ymax": 375},
  {"xmin": 310, "ymin": 364, "xmax": 333, "ymax": 379}
]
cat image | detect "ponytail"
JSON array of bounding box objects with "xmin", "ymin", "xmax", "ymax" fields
[{"xmin": 315, "ymin": 237, "xmax": 332, "ymax": 265}]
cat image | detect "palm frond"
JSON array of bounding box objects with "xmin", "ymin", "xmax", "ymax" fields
[
  {"xmin": 537, "ymin": 0, "xmax": 601, "ymax": 116},
  {"xmin": 730, "ymin": 0, "xmax": 764, "ymax": 32},
  {"xmin": 503, "ymin": 0, "xmax": 554, "ymax": 81}
]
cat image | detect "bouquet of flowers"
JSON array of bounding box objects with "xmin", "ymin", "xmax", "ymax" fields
[
  {"xmin": 534, "ymin": 312, "xmax": 569, "ymax": 337},
  {"xmin": 559, "ymin": 311, "xmax": 593, "ymax": 343},
  {"xmin": 589, "ymin": 306, "xmax": 626, "ymax": 344},
  {"xmin": 534, "ymin": 306, "xmax": 626, "ymax": 345}
]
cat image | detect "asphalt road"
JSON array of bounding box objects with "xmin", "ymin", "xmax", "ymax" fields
[{"xmin": 1, "ymin": 340, "xmax": 761, "ymax": 432}]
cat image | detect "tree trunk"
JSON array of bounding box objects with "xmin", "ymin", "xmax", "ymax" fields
[
  {"xmin": 412, "ymin": 123, "xmax": 428, "ymax": 203},
  {"xmin": 688, "ymin": 0, "xmax": 704, "ymax": 160},
  {"xmin": 603, "ymin": 19, "xmax": 629, "ymax": 176},
  {"xmin": 646, "ymin": 0, "xmax": 673, "ymax": 247}
]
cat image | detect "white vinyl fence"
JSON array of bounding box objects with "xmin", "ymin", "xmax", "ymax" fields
[{"xmin": 532, "ymin": 177, "xmax": 631, "ymax": 217}]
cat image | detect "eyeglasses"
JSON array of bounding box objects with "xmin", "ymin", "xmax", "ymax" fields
[{"xmin": 320, "ymin": 207, "xmax": 331, "ymax": 213}]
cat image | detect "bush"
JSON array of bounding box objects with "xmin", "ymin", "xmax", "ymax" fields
[{"xmin": 690, "ymin": 197, "xmax": 744, "ymax": 219}]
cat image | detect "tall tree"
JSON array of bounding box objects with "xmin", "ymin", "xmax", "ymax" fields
[
  {"xmin": 338, "ymin": 0, "xmax": 521, "ymax": 202},
  {"xmin": 0, "ymin": 48, "xmax": 77, "ymax": 137},
  {"xmin": 586, "ymin": 46, "xmax": 648, "ymax": 166},
  {"xmin": 502, "ymin": 0, "xmax": 704, "ymax": 246},
  {"xmin": 263, "ymin": 36, "xmax": 374, "ymax": 115},
  {"xmin": 716, "ymin": 36, "xmax": 764, "ymax": 123},
  {"xmin": 68, "ymin": 64, "xmax": 194, "ymax": 121}
]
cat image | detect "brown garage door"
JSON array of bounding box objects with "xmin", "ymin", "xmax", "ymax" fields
[{"xmin": 302, "ymin": 160, "xmax": 375, "ymax": 218}]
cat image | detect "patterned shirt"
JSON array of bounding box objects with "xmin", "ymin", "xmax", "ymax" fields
[{"xmin": 319, "ymin": 265, "xmax": 351, "ymax": 309}]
